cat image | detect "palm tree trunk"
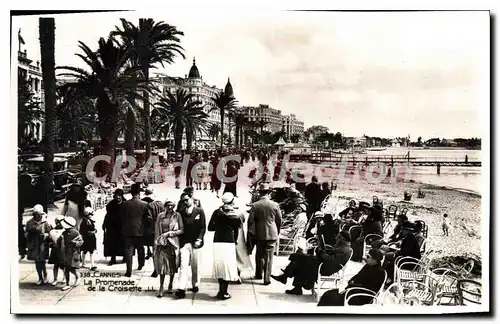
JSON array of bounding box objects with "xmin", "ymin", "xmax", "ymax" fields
[
  {"xmin": 227, "ymin": 120, "xmax": 232, "ymax": 146},
  {"xmin": 143, "ymin": 66, "xmax": 152, "ymax": 161},
  {"xmin": 125, "ymin": 72, "xmax": 137, "ymax": 157},
  {"xmin": 39, "ymin": 18, "xmax": 56, "ymax": 180},
  {"xmin": 124, "ymin": 107, "xmax": 136, "ymax": 156},
  {"xmin": 97, "ymin": 97, "xmax": 119, "ymax": 179},
  {"xmin": 220, "ymin": 110, "xmax": 224, "ymax": 150},
  {"xmin": 186, "ymin": 130, "xmax": 193, "ymax": 153},
  {"xmin": 174, "ymin": 124, "xmax": 183, "ymax": 156},
  {"xmin": 235, "ymin": 126, "xmax": 240, "ymax": 149}
]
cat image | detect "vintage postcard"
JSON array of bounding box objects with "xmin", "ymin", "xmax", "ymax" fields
[{"xmin": 11, "ymin": 8, "xmax": 490, "ymax": 314}]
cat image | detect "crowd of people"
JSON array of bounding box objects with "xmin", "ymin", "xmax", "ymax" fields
[{"xmin": 19, "ymin": 147, "xmax": 431, "ymax": 306}]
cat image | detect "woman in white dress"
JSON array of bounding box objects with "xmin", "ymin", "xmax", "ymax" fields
[
  {"xmin": 61, "ymin": 185, "xmax": 86, "ymax": 230},
  {"xmin": 208, "ymin": 193, "xmax": 242, "ymax": 300}
]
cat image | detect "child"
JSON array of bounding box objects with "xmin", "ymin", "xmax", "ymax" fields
[
  {"xmin": 25, "ymin": 205, "xmax": 51, "ymax": 285},
  {"xmin": 442, "ymin": 213, "xmax": 449, "ymax": 236},
  {"xmin": 60, "ymin": 217, "xmax": 83, "ymax": 291},
  {"xmin": 48, "ymin": 215, "xmax": 65, "ymax": 286},
  {"xmin": 80, "ymin": 207, "xmax": 97, "ymax": 271}
]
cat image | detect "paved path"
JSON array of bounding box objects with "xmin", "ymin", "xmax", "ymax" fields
[{"xmin": 14, "ymin": 161, "xmax": 364, "ymax": 313}]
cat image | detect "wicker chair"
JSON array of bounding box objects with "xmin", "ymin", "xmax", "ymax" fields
[
  {"xmin": 344, "ymin": 270, "xmax": 387, "ymax": 305},
  {"xmin": 313, "ymin": 248, "xmax": 353, "ymax": 302},
  {"xmin": 457, "ymin": 279, "xmax": 482, "ymax": 305},
  {"xmin": 402, "ymin": 274, "xmax": 439, "ymax": 306}
]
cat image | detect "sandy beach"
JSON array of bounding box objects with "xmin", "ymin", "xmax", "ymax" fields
[{"xmin": 301, "ymin": 163, "xmax": 483, "ymax": 275}]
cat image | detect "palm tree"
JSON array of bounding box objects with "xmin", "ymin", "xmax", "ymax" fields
[
  {"xmin": 58, "ymin": 38, "xmax": 150, "ymax": 177},
  {"xmin": 56, "ymin": 85, "xmax": 97, "ymax": 147},
  {"xmin": 232, "ymin": 113, "xmax": 248, "ymax": 148},
  {"xmin": 255, "ymin": 120, "xmax": 268, "ymax": 134},
  {"xmin": 111, "ymin": 18, "xmax": 185, "ymax": 161},
  {"xmin": 290, "ymin": 133, "xmax": 301, "ymax": 143},
  {"xmin": 211, "ymin": 91, "xmax": 238, "ymax": 149},
  {"xmin": 185, "ymin": 116, "xmax": 209, "ymax": 153},
  {"xmin": 152, "ymin": 89, "xmax": 207, "ymax": 156},
  {"xmin": 39, "ymin": 17, "xmax": 56, "ymax": 177},
  {"xmin": 115, "ymin": 99, "xmax": 145, "ymax": 148},
  {"xmin": 254, "ymin": 120, "xmax": 269, "ymax": 144},
  {"xmin": 208, "ymin": 123, "xmax": 221, "ymax": 142}
]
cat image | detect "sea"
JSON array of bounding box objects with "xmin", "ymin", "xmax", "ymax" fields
[{"xmin": 360, "ymin": 147, "xmax": 483, "ymax": 195}]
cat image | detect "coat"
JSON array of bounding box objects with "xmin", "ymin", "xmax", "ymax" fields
[
  {"xmin": 144, "ymin": 200, "xmax": 166, "ymax": 237},
  {"xmin": 121, "ymin": 197, "xmax": 148, "ymax": 237},
  {"xmin": 305, "ymin": 182, "xmax": 323, "ymax": 211},
  {"xmin": 397, "ymin": 233, "xmax": 422, "ymax": 262},
  {"xmin": 208, "ymin": 207, "xmax": 242, "ymax": 243},
  {"xmin": 347, "ymin": 263, "xmax": 386, "ymax": 293},
  {"xmin": 316, "ymin": 243, "xmax": 352, "ymax": 276},
  {"xmin": 102, "ymin": 199, "xmax": 125, "ymax": 257},
  {"xmin": 25, "ymin": 218, "xmax": 51, "ymax": 262},
  {"xmin": 179, "ymin": 206, "xmax": 206, "ymax": 247},
  {"xmin": 154, "ymin": 210, "xmax": 184, "ymax": 272},
  {"xmin": 248, "ymin": 197, "xmax": 282, "ymax": 241},
  {"xmin": 62, "ymin": 228, "xmax": 84, "ymax": 268}
]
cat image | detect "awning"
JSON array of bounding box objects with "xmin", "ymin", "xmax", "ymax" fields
[{"xmin": 274, "ymin": 137, "xmax": 287, "ymax": 146}]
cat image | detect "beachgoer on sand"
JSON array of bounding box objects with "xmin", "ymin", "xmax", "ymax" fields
[{"xmin": 442, "ymin": 213, "xmax": 449, "ymax": 236}]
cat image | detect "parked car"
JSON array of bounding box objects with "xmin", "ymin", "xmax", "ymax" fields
[{"xmin": 22, "ymin": 156, "xmax": 77, "ymax": 202}]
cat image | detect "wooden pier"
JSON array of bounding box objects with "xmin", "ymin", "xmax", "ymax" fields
[{"xmin": 306, "ymin": 152, "xmax": 481, "ymax": 167}]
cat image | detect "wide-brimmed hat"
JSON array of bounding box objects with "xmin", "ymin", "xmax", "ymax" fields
[
  {"xmin": 61, "ymin": 217, "xmax": 76, "ymax": 229},
  {"xmin": 84, "ymin": 207, "xmax": 94, "ymax": 216},
  {"xmin": 314, "ymin": 211, "xmax": 324, "ymax": 217},
  {"xmin": 33, "ymin": 204, "xmax": 44, "ymax": 216},
  {"xmin": 145, "ymin": 188, "xmax": 154, "ymax": 196},
  {"xmin": 164, "ymin": 199, "xmax": 175, "ymax": 206},
  {"xmin": 222, "ymin": 192, "xmax": 235, "ymax": 204}
]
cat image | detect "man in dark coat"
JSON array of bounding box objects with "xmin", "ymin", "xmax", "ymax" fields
[
  {"xmin": 271, "ymin": 231, "xmax": 352, "ymax": 295},
  {"xmin": 304, "ymin": 176, "xmax": 322, "ymax": 218},
  {"xmin": 144, "ymin": 193, "xmax": 165, "ymax": 277},
  {"xmin": 103, "ymin": 189, "xmax": 126, "ymax": 265},
  {"xmin": 120, "ymin": 183, "xmax": 148, "ymax": 277},
  {"xmin": 248, "ymin": 183, "xmax": 282, "ymax": 285},
  {"xmin": 175, "ymin": 196, "xmax": 206, "ymax": 299},
  {"xmin": 318, "ymin": 248, "xmax": 386, "ymax": 306},
  {"xmin": 382, "ymin": 226, "xmax": 421, "ymax": 281},
  {"xmin": 141, "ymin": 188, "xmax": 160, "ymax": 262}
]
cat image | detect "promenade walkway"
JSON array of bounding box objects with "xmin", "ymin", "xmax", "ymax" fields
[{"xmin": 14, "ymin": 162, "xmax": 365, "ymax": 313}]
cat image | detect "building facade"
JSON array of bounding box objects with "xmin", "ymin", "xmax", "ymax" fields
[
  {"xmin": 282, "ymin": 114, "xmax": 305, "ymax": 138},
  {"xmin": 242, "ymin": 104, "xmax": 284, "ymax": 133},
  {"xmin": 18, "ymin": 30, "xmax": 44, "ymax": 142},
  {"xmin": 154, "ymin": 58, "xmax": 233, "ymax": 143},
  {"xmin": 240, "ymin": 105, "xmax": 305, "ymax": 138}
]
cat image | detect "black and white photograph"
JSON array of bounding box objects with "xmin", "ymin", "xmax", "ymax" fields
[{"xmin": 9, "ymin": 7, "xmax": 490, "ymax": 314}]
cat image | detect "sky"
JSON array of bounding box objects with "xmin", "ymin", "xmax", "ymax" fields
[{"xmin": 12, "ymin": 10, "xmax": 489, "ymax": 139}]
